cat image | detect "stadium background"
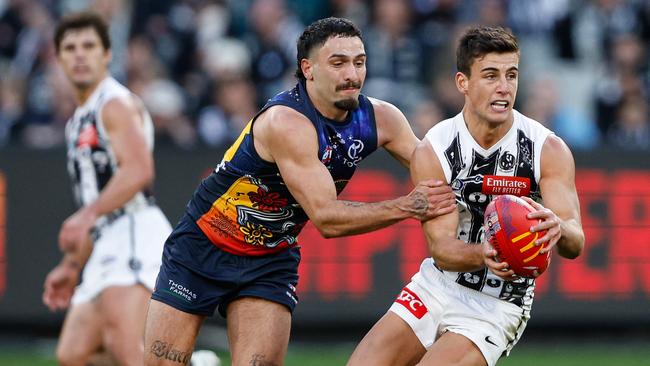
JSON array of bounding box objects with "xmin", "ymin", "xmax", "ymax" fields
[{"xmin": 0, "ymin": 0, "xmax": 649, "ymax": 364}]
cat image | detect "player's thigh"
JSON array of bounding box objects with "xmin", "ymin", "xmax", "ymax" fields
[
  {"xmin": 144, "ymin": 298, "xmax": 205, "ymax": 366},
  {"xmin": 98, "ymin": 284, "xmax": 151, "ymax": 356},
  {"xmin": 418, "ymin": 331, "xmax": 486, "ymax": 366},
  {"xmin": 57, "ymin": 301, "xmax": 104, "ymax": 365},
  {"xmin": 226, "ymin": 296, "xmax": 291, "ymax": 366},
  {"xmin": 347, "ymin": 311, "xmax": 426, "ymax": 366}
]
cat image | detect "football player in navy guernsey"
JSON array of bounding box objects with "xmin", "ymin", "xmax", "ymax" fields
[
  {"xmin": 144, "ymin": 17, "xmax": 457, "ymax": 366},
  {"xmin": 348, "ymin": 26, "xmax": 585, "ymax": 366}
]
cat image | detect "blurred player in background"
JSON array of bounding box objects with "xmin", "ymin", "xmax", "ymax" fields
[
  {"xmin": 41, "ymin": 12, "xmax": 173, "ymax": 366},
  {"xmin": 347, "ymin": 26, "xmax": 585, "ymax": 366},
  {"xmin": 144, "ymin": 17, "xmax": 456, "ymax": 366}
]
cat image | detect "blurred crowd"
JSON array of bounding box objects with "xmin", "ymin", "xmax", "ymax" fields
[{"xmin": 0, "ymin": 0, "xmax": 649, "ymax": 150}]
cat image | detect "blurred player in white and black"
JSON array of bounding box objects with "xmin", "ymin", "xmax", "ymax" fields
[
  {"xmin": 41, "ymin": 12, "xmax": 172, "ymax": 366},
  {"xmin": 348, "ymin": 26, "xmax": 586, "ymax": 366}
]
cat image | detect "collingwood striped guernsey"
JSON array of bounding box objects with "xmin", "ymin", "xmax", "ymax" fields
[
  {"xmin": 65, "ymin": 77, "xmax": 154, "ymax": 224},
  {"xmin": 422, "ymin": 109, "xmax": 552, "ymax": 310}
]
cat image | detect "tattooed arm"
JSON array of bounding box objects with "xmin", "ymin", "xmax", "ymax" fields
[{"xmin": 253, "ymin": 106, "xmax": 456, "ymax": 238}]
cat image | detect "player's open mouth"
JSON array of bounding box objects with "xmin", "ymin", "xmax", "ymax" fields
[{"xmin": 490, "ymin": 100, "xmax": 509, "ymax": 112}]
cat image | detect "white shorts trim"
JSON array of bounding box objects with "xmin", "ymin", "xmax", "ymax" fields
[
  {"xmin": 389, "ymin": 259, "xmax": 530, "ymax": 366},
  {"xmin": 71, "ymin": 206, "xmax": 171, "ymax": 305}
]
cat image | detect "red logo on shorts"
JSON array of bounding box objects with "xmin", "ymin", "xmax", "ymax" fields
[{"xmin": 395, "ymin": 287, "xmax": 427, "ymax": 319}]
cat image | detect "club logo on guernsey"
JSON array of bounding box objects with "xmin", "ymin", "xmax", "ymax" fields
[
  {"xmin": 499, "ymin": 152, "xmax": 516, "ymax": 172},
  {"xmin": 482, "ymin": 175, "xmax": 530, "ymax": 196},
  {"xmin": 396, "ymin": 287, "xmax": 427, "ymax": 319},
  {"xmin": 165, "ymin": 279, "xmax": 197, "ymax": 303}
]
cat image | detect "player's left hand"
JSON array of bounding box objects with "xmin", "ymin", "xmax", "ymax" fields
[
  {"xmin": 521, "ymin": 196, "xmax": 561, "ymax": 254},
  {"xmin": 42, "ymin": 263, "xmax": 79, "ymax": 311},
  {"xmin": 58, "ymin": 208, "xmax": 97, "ymax": 252}
]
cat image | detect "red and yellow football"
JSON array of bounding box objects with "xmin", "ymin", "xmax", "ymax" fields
[{"xmin": 483, "ymin": 195, "xmax": 550, "ymax": 278}]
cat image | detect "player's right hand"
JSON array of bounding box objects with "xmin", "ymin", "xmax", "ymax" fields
[
  {"xmin": 42, "ymin": 263, "xmax": 79, "ymax": 311},
  {"xmin": 58, "ymin": 208, "xmax": 97, "ymax": 253},
  {"xmin": 404, "ymin": 179, "xmax": 456, "ymax": 221},
  {"xmin": 483, "ymin": 242, "xmax": 518, "ymax": 281}
]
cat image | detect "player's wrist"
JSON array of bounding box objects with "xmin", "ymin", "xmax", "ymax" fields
[
  {"xmin": 81, "ymin": 205, "xmax": 100, "ymax": 222},
  {"xmin": 61, "ymin": 257, "xmax": 82, "ymax": 271},
  {"xmin": 394, "ymin": 196, "xmax": 420, "ymax": 220}
]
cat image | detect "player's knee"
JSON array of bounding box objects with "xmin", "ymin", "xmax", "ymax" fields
[
  {"xmin": 103, "ymin": 323, "xmax": 143, "ymax": 363},
  {"xmin": 56, "ymin": 345, "xmax": 88, "ymax": 366},
  {"xmin": 347, "ymin": 338, "xmax": 384, "ymax": 366}
]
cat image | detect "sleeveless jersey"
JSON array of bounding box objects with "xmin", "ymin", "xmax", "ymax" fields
[
  {"xmin": 189, "ymin": 81, "xmax": 378, "ymax": 256},
  {"xmin": 65, "ymin": 77, "xmax": 154, "ymax": 221},
  {"xmin": 424, "ymin": 110, "xmax": 552, "ymax": 309}
]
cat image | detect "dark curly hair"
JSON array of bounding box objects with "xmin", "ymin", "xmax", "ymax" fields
[
  {"xmin": 54, "ymin": 11, "xmax": 111, "ymax": 53},
  {"xmin": 295, "ymin": 17, "xmax": 363, "ymax": 81}
]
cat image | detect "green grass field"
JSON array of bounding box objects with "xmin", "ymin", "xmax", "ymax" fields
[{"xmin": 1, "ymin": 342, "xmax": 649, "ymax": 365}]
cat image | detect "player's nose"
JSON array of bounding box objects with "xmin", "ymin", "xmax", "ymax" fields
[
  {"xmin": 495, "ymin": 76, "xmax": 511, "ymax": 94},
  {"xmin": 342, "ymin": 63, "xmax": 360, "ymax": 82}
]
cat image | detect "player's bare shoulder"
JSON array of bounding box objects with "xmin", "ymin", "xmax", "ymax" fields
[
  {"xmin": 543, "ymin": 134, "xmax": 572, "ymax": 155},
  {"xmin": 541, "ymin": 134, "xmax": 576, "ymax": 173},
  {"xmin": 253, "ymin": 105, "xmax": 318, "ymax": 162},
  {"xmin": 367, "ymin": 97, "xmax": 406, "ymax": 126},
  {"xmin": 367, "ymin": 97, "xmax": 411, "ymax": 146},
  {"xmin": 100, "ymin": 94, "xmax": 144, "ymax": 132},
  {"xmin": 420, "ymin": 114, "xmax": 459, "ymax": 148},
  {"xmin": 367, "ymin": 97, "xmax": 403, "ymax": 117}
]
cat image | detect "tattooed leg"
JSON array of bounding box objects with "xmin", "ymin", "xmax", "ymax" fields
[
  {"xmin": 149, "ymin": 340, "xmax": 192, "ymax": 365},
  {"xmin": 249, "ymin": 353, "xmax": 280, "ymax": 366},
  {"xmin": 144, "ymin": 299, "xmax": 205, "ymax": 366}
]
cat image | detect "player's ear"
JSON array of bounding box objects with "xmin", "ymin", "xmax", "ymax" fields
[
  {"xmin": 455, "ymin": 72, "xmax": 469, "ymax": 94},
  {"xmin": 301, "ymin": 58, "xmax": 314, "ymax": 81},
  {"xmin": 104, "ymin": 49, "xmax": 113, "ymax": 64}
]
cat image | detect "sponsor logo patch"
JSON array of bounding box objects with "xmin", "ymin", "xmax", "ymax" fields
[
  {"xmin": 163, "ymin": 279, "xmax": 198, "ymax": 303},
  {"xmin": 395, "ymin": 287, "xmax": 427, "ymax": 319},
  {"xmin": 482, "ymin": 175, "xmax": 530, "ymax": 196},
  {"xmin": 77, "ymin": 124, "xmax": 99, "ymax": 148},
  {"xmin": 485, "ymin": 335, "xmax": 499, "ymax": 347}
]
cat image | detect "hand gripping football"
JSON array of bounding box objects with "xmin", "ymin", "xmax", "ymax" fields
[{"xmin": 483, "ymin": 195, "xmax": 550, "ymax": 278}]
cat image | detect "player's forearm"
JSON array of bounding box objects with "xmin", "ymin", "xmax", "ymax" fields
[
  {"xmin": 311, "ymin": 198, "xmax": 413, "ymax": 238},
  {"xmin": 427, "ymin": 234, "xmax": 485, "ymax": 272},
  {"xmin": 556, "ymin": 218, "xmax": 584, "ymax": 259},
  {"xmin": 84, "ymin": 166, "xmax": 153, "ymax": 218},
  {"xmin": 61, "ymin": 238, "xmax": 93, "ymax": 270}
]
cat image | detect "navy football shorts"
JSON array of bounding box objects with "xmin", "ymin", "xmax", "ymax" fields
[{"xmin": 151, "ymin": 214, "xmax": 300, "ymax": 317}]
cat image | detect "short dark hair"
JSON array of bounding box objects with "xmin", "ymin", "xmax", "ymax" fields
[
  {"xmin": 54, "ymin": 11, "xmax": 111, "ymax": 53},
  {"xmin": 456, "ymin": 26, "xmax": 519, "ymax": 76},
  {"xmin": 295, "ymin": 17, "xmax": 363, "ymax": 81}
]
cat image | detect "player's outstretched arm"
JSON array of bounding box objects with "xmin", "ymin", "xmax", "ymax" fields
[
  {"xmin": 58, "ymin": 96, "xmax": 154, "ymax": 253},
  {"xmin": 526, "ymin": 135, "xmax": 585, "ymax": 259},
  {"xmin": 410, "ymin": 140, "xmax": 498, "ymax": 273},
  {"xmin": 254, "ymin": 106, "xmax": 456, "ymax": 238}
]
